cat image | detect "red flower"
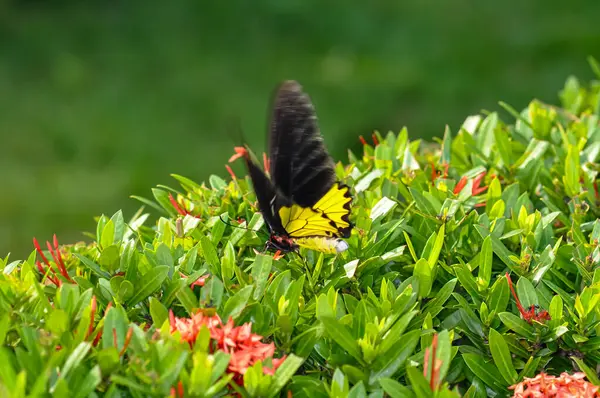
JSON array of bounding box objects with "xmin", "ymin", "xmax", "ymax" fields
[
  {"xmin": 170, "ymin": 381, "xmax": 184, "ymax": 398},
  {"xmin": 263, "ymin": 356, "xmax": 287, "ymax": 375},
  {"xmin": 273, "ymin": 250, "xmax": 285, "ymax": 261},
  {"xmin": 169, "ymin": 311, "xmax": 286, "ymax": 380},
  {"xmin": 371, "ymin": 133, "xmax": 379, "ymax": 146},
  {"xmin": 180, "ymin": 272, "xmax": 209, "ymax": 289},
  {"xmin": 229, "ymin": 146, "xmax": 248, "ymax": 163},
  {"xmin": 225, "ymin": 165, "xmax": 238, "ymax": 180},
  {"xmin": 453, "ymin": 176, "xmax": 468, "ymax": 195},
  {"xmin": 169, "ymin": 310, "xmax": 222, "ymax": 346},
  {"xmin": 358, "ymin": 134, "xmax": 380, "ymax": 147},
  {"xmin": 33, "ymin": 235, "xmax": 74, "ymax": 286},
  {"xmin": 168, "ymin": 194, "xmax": 201, "ymax": 219},
  {"xmin": 263, "ymin": 152, "xmax": 270, "ymax": 174},
  {"xmin": 453, "ymin": 172, "xmax": 488, "ymax": 196},
  {"xmin": 424, "ymin": 334, "xmax": 442, "ymax": 391},
  {"xmin": 506, "ymin": 273, "xmax": 551, "ymax": 323},
  {"xmin": 509, "ymin": 372, "xmax": 600, "ymax": 397},
  {"xmin": 85, "ymin": 296, "xmax": 97, "ymax": 341},
  {"xmin": 431, "ymin": 162, "xmax": 450, "ymax": 183}
]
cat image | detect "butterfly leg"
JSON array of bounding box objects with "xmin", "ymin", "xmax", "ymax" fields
[{"xmin": 263, "ymin": 239, "xmax": 275, "ymax": 254}]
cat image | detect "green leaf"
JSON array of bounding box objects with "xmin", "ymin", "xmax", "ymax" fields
[
  {"xmin": 356, "ymin": 169, "xmax": 384, "ymax": 193},
  {"xmin": 532, "ymin": 244, "xmax": 556, "ymax": 285},
  {"xmin": 267, "ymin": 355, "xmax": 304, "ymax": 398},
  {"xmin": 209, "ymin": 175, "xmax": 227, "ymax": 191},
  {"xmin": 413, "ymin": 258, "xmax": 432, "ymax": 298},
  {"xmin": 440, "ymin": 125, "xmax": 452, "ymax": 165},
  {"xmin": 516, "ymin": 277, "xmax": 538, "ymax": 309},
  {"xmin": 462, "ymin": 353, "xmax": 507, "ymax": 390},
  {"xmin": 348, "ymin": 381, "xmax": 367, "ymax": 398},
  {"xmin": 427, "ymin": 223, "xmax": 445, "ymax": 268},
  {"xmin": 548, "ymin": 295, "xmax": 563, "ymax": 329},
  {"xmin": 409, "ymin": 187, "xmax": 438, "ymax": 216},
  {"xmin": 498, "ymin": 312, "xmax": 534, "ymax": 339},
  {"xmin": 0, "ymin": 314, "xmax": 9, "ymax": 345},
  {"xmin": 488, "ymin": 329, "xmax": 518, "ymax": 385},
  {"xmin": 320, "ymin": 317, "xmax": 363, "ymax": 363},
  {"xmin": 110, "ymin": 210, "xmax": 125, "ymax": 245},
  {"xmin": 177, "ymin": 286, "xmax": 198, "ymax": 315},
  {"xmin": 221, "ymin": 242, "xmax": 235, "ymax": 283},
  {"xmin": 571, "ymin": 356, "xmax": 600, "ymax": 385},
  {"xmin": 477, "ymin": 112, "xmax": 497, "ymax": 157},
  {"xmin": 222, "ymin": 285, "xmax": 253, "ymax": 320},
  {"xmin": 201, "ymin": 236, "xmax": 221, "ymax": 277},
  {"xmin": 380, "ymin": 311, "xmax": 418, "ymax": 355},
  {"xmin": 478, "ymin": 236, "xmax": 492, "ymax": 289},
  {"xmin": 96, "ymin": 215, "xmax": 109, "ymax": 248},
  {"xmin": 47, "ymin": 309, "xmax": 69, "ymax": 335},
  {"xmin": 564, "ymin": 144, "xmax": 581, "ymax": 197},
  {"xmin": 73, "ymin": 366, "xmax": 102, "ymax": 398},
  {"xmin": 149, "ymin": 297, "xmax": 169, "ymax": 327},
  {"xmin": 211, "ymin": 213, "xmax": 228, "ymax": 244},
  {"xmin": 98, "ymin": 245, "xmax": 121, "ymax": 273},
  {"xmin": 370, "ymin": 197, "xmax": 398, "ymax": 221},
  {"xmin": 405, "ymin": 366, "xmax": 432, "ymax": 398},
  {"xmin": 379, "ymin": 378, "xmax": 414, "ymax": 398},
  {"xmin": 152, "ymin": 188, "xmax": 179, "ymax": 216},
  {"xmin": 370, "ymin": 329, "xmax": 420, "ymax": 384},
  {"xmin": 100, "ymin": 220, "xmax": 115, "ymax": 250},
  {"xmin": 519, "ymin": 356, "xmax": 541, "ymax": 379},
  {"xmin": 156, "ymin": 243, "xmax": 174, "ymax": 268},
  {"xmin": 454, "ymin": 264, "xmax": 481, "ymax": 305},
  {"xmin": 434, "ymin": 330, "xmax": 453, "ymax": 384},
  {"xmin": 60, "ymin": 342, "xmax": 92, "ymax": 380},
  {"xmin": 126, "ymin": 265, "xmax": 169, "ymax": 306},
  {"xmin": 488, "ymin": 276, "xmax": 510, "ymax": 316},
  {"xmin": 494, "ymin": 125, "xmax": 512, "ymax": 167},
  {"xmin": 251, "ymin": 254, "xmax": 272, "ymax": 300}
]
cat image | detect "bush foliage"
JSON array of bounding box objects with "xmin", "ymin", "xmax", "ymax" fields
[{"xmin": 1, "ymin": 61, "xmax": 600, "ymax": 397}]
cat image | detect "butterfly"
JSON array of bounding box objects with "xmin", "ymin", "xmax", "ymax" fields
[{"xmin": 231, "ymin": 80, "xmax": 353, "ymax": 254}]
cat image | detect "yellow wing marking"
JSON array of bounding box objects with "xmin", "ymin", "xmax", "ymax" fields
[
  {"xmin": 278, "ymin": 184, "xmax": 352, "ymax": 238},
  {"xmin": 313, "ymin": 184, "xmax": 352, "ymax": 230},
  {"xmin": 278, "ymin": 205, "xmax": 338, "ymax": 237}
]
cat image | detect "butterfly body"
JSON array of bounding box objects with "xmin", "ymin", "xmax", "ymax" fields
[{"xmin": 235, "ymin": 81, "xmax": 353, "ymax": 254}]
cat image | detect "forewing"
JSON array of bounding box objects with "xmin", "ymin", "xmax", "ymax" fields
[
  {"xmin": 243, "ymin": 156, "xmax": 287, "ymax": 236},
  {"xmin": 269, "ymin": 80, "xmax": 336, "ymax": 207}
]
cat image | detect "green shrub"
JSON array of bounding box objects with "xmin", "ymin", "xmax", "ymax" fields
[{"xmin": 1, "ymin": 60, "xmax": 600, "ymax": 397}]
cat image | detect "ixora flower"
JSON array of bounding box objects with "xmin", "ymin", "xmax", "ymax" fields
[
  {"xmin": 506, "ymin": 273, "xmax": 551, "ymax": 323},
  {"xmin": 453, "ymin": 171, "xmax": 488, "ymax": 196},
  {"xmin": 169, "ymin": 311, "xmax": 286, "ymax": 379},
  {"xmin": 33, "ymin": 235, "xmax": 74, "ymax": 286},
  {"xmin": 509, "ymin": 372, "xmax": 599, "ymax": 397},
  {"xmin": 168, "ymin": 193, "xmax": 202, "ymax": 219},
  {"xmin": 179, "ymin": 272, "xmax": 209, "ymax": 289}
]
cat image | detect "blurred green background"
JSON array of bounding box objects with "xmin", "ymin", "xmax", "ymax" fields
[{"xmin": 1, "ymin": 0, "xmax": 599, "ymax": 258}]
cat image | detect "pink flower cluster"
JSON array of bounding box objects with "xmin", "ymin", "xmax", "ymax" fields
[
  {"xmin": 169, "ymin": 310, "xmax": 286, "ymax": 380},
  {"xmin": 510, "ymin": 372, "xmax": 599, "ymax": 397}
]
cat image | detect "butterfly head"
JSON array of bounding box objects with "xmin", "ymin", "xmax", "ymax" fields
[{"xmin": 265, "ymin": 235, "xmax": 298, "ymax": 254}]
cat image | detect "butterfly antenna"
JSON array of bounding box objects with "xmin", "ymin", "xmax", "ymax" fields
[{"xmin": 218, "ymin": 214, "xmax": 251, "ymax": 231}]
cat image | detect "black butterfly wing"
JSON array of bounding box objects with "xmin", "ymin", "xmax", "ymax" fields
[
  {"xmin": 242, "ymin": 155, "xmax": 287, "ymax": 236},
  {"xmin": 268, "ymin": 81, "xmax": 337, "ymax": 208}
]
